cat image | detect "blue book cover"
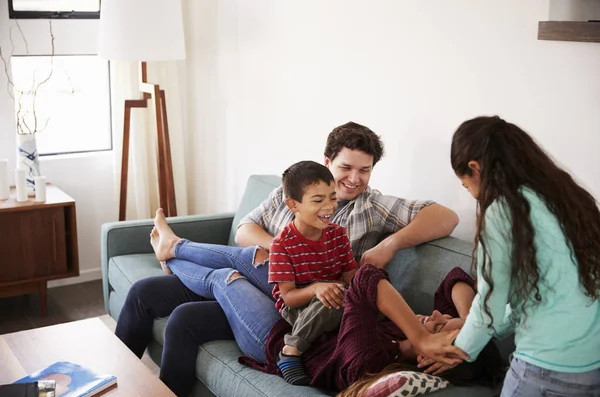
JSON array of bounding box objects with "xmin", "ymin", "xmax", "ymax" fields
[{"xmin": 14, "ymin": 361, "xmax": 117, "ymax": 397}]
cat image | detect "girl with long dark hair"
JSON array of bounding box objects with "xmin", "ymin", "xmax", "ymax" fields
[{"xmin": 424, "ymin": 116, "xmax": 600, "ymax": 396}]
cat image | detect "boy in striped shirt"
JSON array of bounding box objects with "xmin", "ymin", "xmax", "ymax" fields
[{"xmin": 269, "ymin": 161, "xmax": 358, "ymax": 386}]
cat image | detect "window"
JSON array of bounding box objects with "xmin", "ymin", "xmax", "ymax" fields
[
  {"xmin": 10, "ymin": 55, "xmax": 112, "ymax": 156},
  {"xmin": 8, "ymin": 0, "xmax": 100, "ymax": 19}
]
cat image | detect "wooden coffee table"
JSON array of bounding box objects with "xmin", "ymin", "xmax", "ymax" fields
[{"xmin": 0, "ymin": 317, "xmax": 175, "ymax": 396}]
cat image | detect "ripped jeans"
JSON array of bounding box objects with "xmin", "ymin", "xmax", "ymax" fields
[
  {"xmin": 166, "ymin": 240, "xmax": 281, "ymax": 360},
  {"xmin": 170, "ymin": 239, "xmax": 273, "ymax": 295}
]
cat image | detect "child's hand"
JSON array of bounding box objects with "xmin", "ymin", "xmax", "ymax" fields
[
  {"xmin": 417, "ymin": 354, "xmax": 459, "ymax": 375},
  {"xmin": 414, "ymin": 329, "xmax": 469, "ymax": 366},
  {"xmin": 314, "ymin": 283, "xmax": 345, "ymax": 309}
]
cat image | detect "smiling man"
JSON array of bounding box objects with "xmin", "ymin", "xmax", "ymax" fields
[{"xmin": 236, "ymin": 121, "xmax": 460, "ymax": 269}]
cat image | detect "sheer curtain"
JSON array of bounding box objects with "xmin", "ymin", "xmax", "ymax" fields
[{"xmin": 110, "ymin": 60, "xmax": 189, "ymax": 220}]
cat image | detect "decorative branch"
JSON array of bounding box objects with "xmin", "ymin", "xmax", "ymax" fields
[
  {"xmin": 31, "ymin": 21, "xmax": 55, "ymax": 133},
  {"xmin": 1, "ymin": 20, "xmax": 56, "ymax": 135},
  {"xmin": 0, "ymin": 21, "xmax": 29, "ymax": 101}
]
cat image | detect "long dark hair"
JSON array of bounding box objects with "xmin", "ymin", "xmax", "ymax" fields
[
  {"xmin": 451, "ymin": 116, "xmax": 600, "ymax": 322},
  {"xmin": 337, "ymin": 342, "xmax": 506, "ymax": 397}
]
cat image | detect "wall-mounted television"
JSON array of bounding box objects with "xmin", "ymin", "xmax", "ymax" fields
[{"xmin": 8, "ymin": 0, "xmax": 100, "ymax": 19}]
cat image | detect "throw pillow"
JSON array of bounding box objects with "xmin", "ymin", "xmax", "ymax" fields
[{"xmin": 363, "ymin": 371, "xmax": 450, "ymax": 397}]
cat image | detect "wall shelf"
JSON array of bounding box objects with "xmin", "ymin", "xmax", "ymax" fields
[{"xmin": 538, "ymin": 21, "xmax": 600, "ymax": 43}]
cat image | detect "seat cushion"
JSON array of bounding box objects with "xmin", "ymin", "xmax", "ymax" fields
[
  {"xmin": 108, "ymin": 253, "xmax": 165, "ymax": 300},
  {"xmin": 149, "ymin": 318, "xmax": 333, "ymax": 397},
  {"xmin": 197, "ymin": 341, "xmax": 334, "ymax": 397}
]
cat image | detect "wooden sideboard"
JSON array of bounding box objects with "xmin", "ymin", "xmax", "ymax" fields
[{"xmin": 0, "ymin": 184, "xmax": 79, "ymax": 316}]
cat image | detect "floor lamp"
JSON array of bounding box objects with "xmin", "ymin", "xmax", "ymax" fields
[{"xmin": 98, "ymin": 0, "xmax": 186, "ymax": 221}]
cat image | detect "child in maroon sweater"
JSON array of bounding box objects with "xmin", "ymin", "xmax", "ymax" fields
[{"xmin": 241, "ymin": 264, "xmax": 480, "ymax": 391}]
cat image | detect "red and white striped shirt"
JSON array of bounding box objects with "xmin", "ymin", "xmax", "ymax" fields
[{"xmin": 268, "ymin": 222, "xmax": 357, "ymax": 311}]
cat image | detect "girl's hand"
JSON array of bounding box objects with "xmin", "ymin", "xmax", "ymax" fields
[
  {"xmin": 314, "ymin": 282, "xmax": 345, "ymax": 309},
  {"xmin": 417, "ymin": 355, "xmax": 459, "ymax": 375},
  {"xmin": 414, "ymin": 329, "xmax": 469, "ymax": 366}
]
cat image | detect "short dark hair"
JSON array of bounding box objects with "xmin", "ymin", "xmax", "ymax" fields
[
  {"xmin": 324, "ymin": 122, "xmax": 384, "ymax": 166},
  {"xmin": 282, "ymin": 161, "xmax": 335, "ymax": 202}
]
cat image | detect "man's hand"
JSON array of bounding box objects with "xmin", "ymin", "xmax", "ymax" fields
[
  {"xmin": 314, "ymin": 282, "xmax": 345, "ymax": 309},
  {"xmin": 359, "ymin": 243, "xmax": 395, "ymax": 268},
  {"xmin": 417, "ymin": 355, "xmax": 459, "ymax": 376},
  {"xmin": 413, "ymin": 329, "xmax": 469, "ymax": 366}
]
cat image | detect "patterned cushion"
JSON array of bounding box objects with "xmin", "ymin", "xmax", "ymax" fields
[{"xmin": 363, "ymin": 371, "xmax": 450, "ymax": 397}]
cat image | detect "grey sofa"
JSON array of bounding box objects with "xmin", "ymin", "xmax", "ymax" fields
[{"xmin": 101, "ymin": 175, "xmax": 511, "ymax": 397}]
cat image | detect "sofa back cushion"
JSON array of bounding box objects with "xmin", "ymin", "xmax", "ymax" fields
[
  {"xmin": 386, "ymin": 237, "xmax": 474, "ymax": 316},
  {"xmin": 228, "ymin": 175, "xmax": 282, "ymax": 246}
]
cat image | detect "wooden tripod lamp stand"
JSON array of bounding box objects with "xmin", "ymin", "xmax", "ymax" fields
[{"xmin": 98, "ymin": 0, "xmax": 186, "ymax": 221}]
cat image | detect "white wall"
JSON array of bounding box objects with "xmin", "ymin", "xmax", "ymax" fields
[
  {"xmin": 184, "ymin": 0, "xmax": 600, "ymax": 241},
  {"xmin": 0, "ymin": 0, "xmax": 116, "ymax": 287},
  {"xmin": 2, "ymin": 0, "xmax": 598, "ymax": 288}
]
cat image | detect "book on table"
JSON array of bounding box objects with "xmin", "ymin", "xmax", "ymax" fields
[{"xmin": 13, "ymin": 361, "xmax": 117, "ymax": 397}]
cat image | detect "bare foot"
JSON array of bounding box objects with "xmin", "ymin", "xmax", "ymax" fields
[
  {"xmin": 160, "ymin": 260, "xmax": 172, "ymax": 275},
  {"xmin": 282, "ymin": 345, "xmax": 302, "ymax": 357},
  {"xmin": 150, "ymin": 227, "xmax": 173, "ymax": 274},
  {"xmin": 150, "ymin": 211, "xmax": 180, "ymax": 262}
]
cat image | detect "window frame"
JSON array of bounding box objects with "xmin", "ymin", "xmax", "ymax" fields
[
  {"xmin": 11, "ymin": 54, "xmax": 114, "ymax": 157},
  {"xmin": 8, "ymin": 0, "xmax": 100, "ymax": 20}
]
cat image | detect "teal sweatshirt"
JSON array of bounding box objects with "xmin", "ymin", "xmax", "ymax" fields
[{"xmin": 454, "ymin": 188, "xmax": 600, "ymax": 372}]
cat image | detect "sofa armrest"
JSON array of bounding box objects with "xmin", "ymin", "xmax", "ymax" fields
[{"xmin": 100, "ymin": 212, "xmax": 235, "ymax": 312}]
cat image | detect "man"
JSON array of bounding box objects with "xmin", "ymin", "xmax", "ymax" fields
[
  {"xmin": 115, "ymin": 122, "xmax": 459, "ymax": 396},
  {"xmin": 236, "ymin": 122, "xmax": 458, "ymax": 270}
]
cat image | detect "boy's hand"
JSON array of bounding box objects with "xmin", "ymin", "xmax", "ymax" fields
[{"xmin": 314, "ymin": 283, "xmax": 345, "ymax": 309}]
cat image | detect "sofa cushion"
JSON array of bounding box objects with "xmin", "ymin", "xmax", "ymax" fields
[
  {"xmin": 227, "ymin": 175, "xmax": 282, "ymax": 246},
  {"xmin": 386, "ymin": 238, "xmax": 474, "ymax": 316},
  {"xmin": 108, "ymin": 253, "xmax": 164, "ymax": 300},
  {"xmin": 148, "ymin": 318, "xmax": 334, "ymax": 397},
  {"xmin": 197, "ymin": 340, "xmax": 335, "ymax": 397}
]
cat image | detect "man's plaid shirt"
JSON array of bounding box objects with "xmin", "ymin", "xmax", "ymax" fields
[{"xmin": 239, "ymin": 185, "xmax": 433, "ymax": 259}]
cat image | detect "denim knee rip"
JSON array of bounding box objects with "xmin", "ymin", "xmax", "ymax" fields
[
  {"xmin": 226, "ymin": 270, "xmax": 246, "ymax": 285},
  {"xmin": 252, "ymin": 245, "xmax": 269, "ymax": 268}
]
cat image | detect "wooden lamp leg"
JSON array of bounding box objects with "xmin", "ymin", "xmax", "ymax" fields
[
  {"xmin": 119, "ymin": 99, "xmax": 147, "ymax": 221},
  {"xmin": 160, "ymin": 90, "xmax": 177, "ymax": 217},
  {"xmin": 119, "ymin": 62, "xmax": 177, "ymax": 221},
  {"xmin": 152, "ymin": 86, "xmax": 169, "ymax": 214}
]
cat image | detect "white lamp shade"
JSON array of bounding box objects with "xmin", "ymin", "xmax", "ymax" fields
[{"xmin": 98, "ymin": 0, "xmax": 186, "ymax": 61}]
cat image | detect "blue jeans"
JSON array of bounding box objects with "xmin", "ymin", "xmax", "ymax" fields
[
  {"xmin": 501, "ymin": 357, "xmax": 600, "ymax": 397},
  {"xmin": 115, "ymin": 241, "xmax": 281, "ymax": 396},
  {"xmin": 115, "ymin": 275, "xmax": 234, "ymax": 397},
  {"xmin": 170, "ymin": 239, "xmax": 273, "ymax": 296},
  {"xmin": 166, "ymin": 255, "xmax": 281, "ymax": 361}
]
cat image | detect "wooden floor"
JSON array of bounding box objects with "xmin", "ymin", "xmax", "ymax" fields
[
  {"xmin": 0, "ymin": 280, "xmax": 107, "ymax": 335},
  {"xmin": 0, "ymin": 279, "xmax": 160, "ymax": 376}
]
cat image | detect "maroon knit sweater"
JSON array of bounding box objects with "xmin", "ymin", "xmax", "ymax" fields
[{"xmin": 239, "ymin": 265, "xmax": 475, "ymax": 391}]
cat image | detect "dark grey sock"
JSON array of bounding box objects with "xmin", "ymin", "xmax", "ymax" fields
[{"xmin": 277, "ymin": 352, "xmax": 310, "ymax": 386}]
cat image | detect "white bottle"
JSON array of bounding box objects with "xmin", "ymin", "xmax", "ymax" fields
[
  {"xmin": 35, "ymin": 176, "xmax": 47, "ymax": 202},
  {"xmin": 0, "ymin": 159, "xmax": 8, "ymax": 200},
  {"xmin": 15, "ymin": 168, "xmax": 27, "ymax": 202}
]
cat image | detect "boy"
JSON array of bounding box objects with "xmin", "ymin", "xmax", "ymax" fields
[{"xmin": 269, "ymin": 161, "xmax": 358, "ymax": 385}]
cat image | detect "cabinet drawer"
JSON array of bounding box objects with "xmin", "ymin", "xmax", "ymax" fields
[{"xmin": 0, "ymin": 207, "xmax": 68, "ymax": 283}]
